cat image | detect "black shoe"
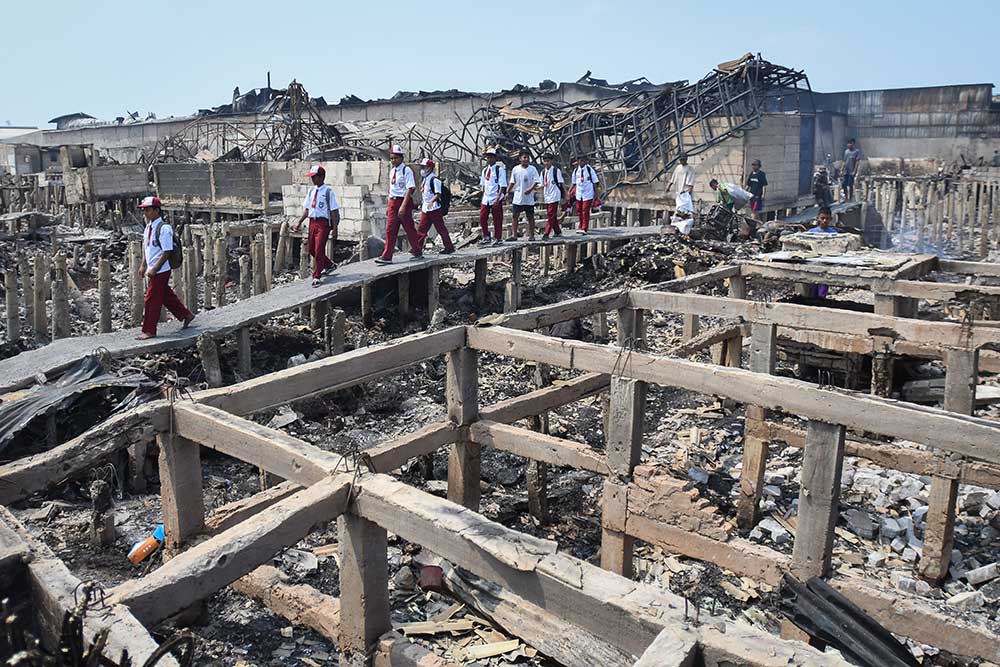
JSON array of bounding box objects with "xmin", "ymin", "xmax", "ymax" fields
[
  {"xmin": 553, "ymin": 231, "xmax": 563, "ymax": 237},
  {"xmin": 492, "ymin": 238, "xmax": 504, "ymax": 246},
  {"xmin": 311, "ymin": 278, "xmax": 322, "ymax": 288},
  {"xmin": 321, "ymin": 266, "xmax": 335, "ymax": 276},
  {"xmin": 541, "ymin": 233, "xmax": 549, "ymax": 240},
  {"xmin": 410, "ymin": 254, "xmax": 424, "ymax": 261},
  {"xmin": 374, "ymin": 257, "xmax": 392, "ymax": 265},
  {"xmin": 478, "ymin": 237, "xmax": 492, "ymax": 247},
  {"xmin": 438, "ymin": 248, "xmax": 455, "ymax": 255}
]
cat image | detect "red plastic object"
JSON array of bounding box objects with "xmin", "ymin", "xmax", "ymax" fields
[{"xmin": 418, "ymin": 565, "xmax": 443, "ymax": 591}]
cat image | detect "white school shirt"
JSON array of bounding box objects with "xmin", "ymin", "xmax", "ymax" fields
[
  {"xmin": 480, "ymin": 163, "xmax": 507, "ymax": 206},
  {"xmin": 509, "ymin": 164, "xmax": 541, "ymax": 206},
  {"xmin": 302, "ymin": 183, "xmax": 340, "ymax": 219},
  {"xmin": 572, "ymin": 164, "xmax": 599, "ymax": 201},
  {"xmin": 421, "ymin": 174, "xmax": 442, "ymax": 213},
  {"xmin": 389, "ymin": 163, "xmax": 416, "ymax": 198},
  {"xmin": 542, "ymin": 166, "xmax": 564, "ymax": 204},
  {"xmin": 143, "ymin": 217, "xmax": 173, "ymax": 274}
]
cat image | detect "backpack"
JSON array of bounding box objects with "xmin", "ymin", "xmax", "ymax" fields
[
  {"xmin": 439, "ymin": 182, "xmax": 452, "ymax": 216},
  {"xmin": 549, "ymin": 166, "xmax": 564, "ymax": 197},
  {"xmin": 153, "ymin": 218, "xmax": 185, "ymax": 268}
]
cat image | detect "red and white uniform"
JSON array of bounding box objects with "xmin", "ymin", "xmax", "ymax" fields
[{"xmin": 383, "ymin": 162, "xmax": 420, "ymax": 260}]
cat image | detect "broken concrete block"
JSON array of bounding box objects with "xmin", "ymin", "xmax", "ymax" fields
[
  {"xmin": 986, "ymin": 491, "xmax": 1000, "ymax": 511},
  {"xmin": 890, "ymin": 536, "xmax": 906, "ymax": 553},
  {"xmin": 867, "ymin": 551, "xmax": 887, "ymax": 568},
  {"xmin": 979, "ymin": 579, "xmax": 1000, "ymax": 603},
  {"xmin": 880, "ymin": 517, "xmax": 904, "ymax": 540},
  {"xmin": 965, "ymin": 562, "xmax": 999, "ymax": 586},
  {"xmin": 902, "ymin": 547, "xmax": 918, "ymax": 563},
  {"xmin": 687, "ymin": 467, "xmax": 708, "ymax": 484},
  {"xmin": 758, "ymin": 517, "xmax": 790, "ymax": 545},
  {"xmin": 845, "ymin": 509, "xmax": 877, "ymax": 539},
  {"xmin": 946, "ymin": 590, "xmax": 985, "ymax": 611}
]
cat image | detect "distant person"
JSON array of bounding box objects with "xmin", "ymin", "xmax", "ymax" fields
[
  {"xmin": 415, "ymin": 158, "xmax": 454, "ymax": 255},
  {"xmin": 478, "ymin": 147, "xmax": 507, "ymax": 247},
  {"xmin": 709, "ymin": 179, "xmax": 752, "ymax": 212},
  {"xmin": 809, "ymin": 206, "xmax": 837, "ymax": 233},
  {"xmin": 812, "ymin": 165, "xmax": 833, "ymax": 207},
  {"xmin": 376, "ymin": 145, "xmax": 421, "ymax": 265},
  {"xmin": 572, "ymin": 154, "xmax": 600, "ymax": 234},
  {"xmin": 540, "ymin": 153, "xmax": 565, "ymax": 239},
  {"xmin": 669, "ymin": 153, "xmax": 696, "ymax": 213},
  {"xmin": 842, "ymin": 139, "xmax": 862, "ymax": 201},
  {"xmin": 992, "ymin": 149, "xmax": 1000, "ymax": 168},
  {"xmin": 508, "ymin": 149, "xmax": 541, "ymax": 240},
  {"xmin": 745, "ymin": 159, "xmax": 767, "ymax": 221},
  {"xmin": 293, "ymin": 164, "xmax": 340, "ymax": 286},
  {"xmin": 135, "ymin": 196, "xmax": 193, "ymax": 340}
]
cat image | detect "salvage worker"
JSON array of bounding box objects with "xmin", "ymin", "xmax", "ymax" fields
[
  {"xmin": 292, "ymin": 164, "xmax": 340, "ymax": 286},
  {"xmin": 376, "ymin": 145, "xmax": 422, "ymax": 265},
  {"xmin": 540, "ymin": 153, "xmax": 565, "ymax": 239},
  {"xmin": 478, "ymin": 147, "xmax": 507, "ymax": 247},
  {"xmin": 571, "ymin": 154, "xmax": 600, "ymax": 234},
  {"xmin": 507, "ymin": 149, "xmax": 542, "ymax": 240},
  {"xmin": 709, "ymin": 178, "xmax": 752, "ymax": 213},
  {"xmin": 809, "ymin": 205, "xmax": 837, "ymax": 233},
  {"xmin": 842, "ymin": 138, "xmax": 862, "ymax": 201},
  {"xmin": 135, "ymin": 196, "xmax": 193, "ymax": 340},
  {"xmin": 668, "ymin": 153, "xmax": 696, "ymax": 203},
  {"xmin": 745, "ymin": 159, "xmax": 768, "ymax": 221},
  {"xmin": 415, "ymin": 158, "xmax": 455, "ymax": 255}
]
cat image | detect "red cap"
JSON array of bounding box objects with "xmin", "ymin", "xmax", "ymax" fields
[
  {"xmin": 419, "ymin": 158, "xmax": 435, "ymax": 169},
  {"xmin": 138, "ymin": 196, "xmax": 162, "ymax": 208},
  {"xmin": 306, "ymin": 164, "xmax": 325, "ymax": 177}
]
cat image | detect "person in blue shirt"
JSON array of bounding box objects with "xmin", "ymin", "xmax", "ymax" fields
[{"xmin": 809, "ymin": 206, "xmax": 837, "ymax": 233}]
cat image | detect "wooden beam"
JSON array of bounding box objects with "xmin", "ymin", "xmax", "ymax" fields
[
  {"xmin": 204, "ymin": 481, "xmax": 301, "ymax": 534},
  {"xmin": 939, "ymin": 258, "xmax": 1000, "ymax": 277},
  {"xmin": 488, "ymin": 290, "xmax": 629, "ymax": 331},
  {"xmin": 632, "ymin": 628, "xmax": 698, "ymax": 667},
  {"xmin": 872, "ymin": 278, "xmax": 1000, "ymax": 302},
  {"xmin": 231, "ymin": 565, "xmax": 340, "ymax": 644},
  {"xmin": 468, "ymin": 421, "xmax": 609, "ymax": 474},
  {"xmin": 446, "ymin": 347, "xmax": 480, "ymax": 510},
  {"xmin": 465, "ymin": 326, "xmax": 1000, "ymax": 464},
  {"xmin": 338, "ymin": 512, "xmax": 390, "ymax": 667},
  {"xmin": 192, "ymin": 326, "xmax": 467, "ymax": 415},
  {"xmin": 479, "ymin": 372, "xmax": 610, "ymax": 424},
  {"xmin": 362, "ymin": 421, "xmax": 460, "ymax": 473},
  {"xmin": 627, "ymin": 290, "xmax": 1000, "ymax": 350},
  {"xmin": 111, "ymin": 475, "xmax": 352, "ymax": 626},
  {"xmin": 791, "ymin": 421, "xmax": 845, "ymax": 579},
  {"xmin": 157, "ymin": 433, "xmax": 205, "ymax": 555},
  {"xmin": 651, "ymin": 263, "xmax": 740, "ymax": 291},
  {"xmin": 172, "ymin": 402, "xmax": 346, "ymax": 485}
]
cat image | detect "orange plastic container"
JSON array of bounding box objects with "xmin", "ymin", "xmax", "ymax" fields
[{"xmin": 127, "ymin": 524, "xmax": 164, "ymax": 564}]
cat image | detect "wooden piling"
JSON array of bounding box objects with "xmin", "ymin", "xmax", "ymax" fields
[
  {"xmin": 275, "ymin": 221, "xmax": 289, "ymax": 271},
  {"xmin": 32, "ymin": 251, "xmax": 47, "ymax": 340},
  {"xmin": 236, "ymin": 327, "xmax": 252, "ymax": 377},
  {"xmin": 427, "ymin": 265, "xmax": 440, "ymax": 325},
  {"xmin": 791, "ymin": 420, "xmax": 846, "ymax": 579},
  {"xmin": 239, "ymin": 255, "xmax": 251, "ymax": 300},
  {"xmin": 398, "ymin": 273, "xmax": 411, "ymax": 321},
  {"xmin": 157, "ymin": 432, "xmax": 205, "ymax": 556},
  {"xmin": 4, "ymin": 268, "xmax": 18, "ymax": 341},
  {"xmin": 736, "ymin": 323, "xmax": 777, "ymax": 529},
  {"xmin": 252, "ymin": 234, "xmax": 265, "ymax": 296},
  {"xmin": 197, "ymin": 333, "xmax": 224, "ymax": 388},
  {"xmin": 17, "ymin": 254, "xmax": 32, "ymax": 333},
  {"xmin": 474, "ymin": 258, "xmax": 488, "ymax": 309},
  {"xmin": 214, "ymin": 236, "xmax": 226, "ymax": 307},
  {"xmin": 263, "ymin": 222, "xmax": 273, "ymax": 291},
  {"xmin": 337, "ymin": 513, "xmax": 390, "ymax": 667},
  {"xmin": 50, "ymin": 254, "xmax": 70, "ymax": 340},
  {"xmin": 203, "ymin": 232, "xmax": 215, "ymax": 309},
  {"xmin": 447, "ymin": 347, "xmax": 480, "ymax": 511}
]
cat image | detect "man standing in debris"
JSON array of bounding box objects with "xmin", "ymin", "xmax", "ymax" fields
[
  {"xmin": 842, "ymin": 138, "xmax": 862, "ymax": 201},
  {"xmin": 669, "ymin": 153, "xmax": 696, "ymax": 209},
  {"xmin": 745, "ymin": 159, "xmax": 768, "ymax": 221},
  {"xmin": 415, "ymin": 158, "xmax": 454, "ymax": 255},
  {"xmin": 540, "ymin": 153, "xmax": 565, "ymax": 239},
  {"xmin": 293, "ymin": 165, "xmax": 340, "ymax": 286},
  {"xmin": 508, "ymin": 149, "xmax": 542, "ymax": 240},
  {"xmin": 572, "ymin": 154, "xmax": 600, "ymax": 234},
  {"xmin": 809, "ymin": 206, "xmax": 837, "ymax": 233},
  {"xmin": 135, "ymin": 196, "xmax": 193, "ymax": 340},
  {"xmin": 377, "ymin": 145, "xmax": 422, "ymax": 264},
  {"xmin": 478, "ymin": 147, "xmax": 507, "ymax": 246}
]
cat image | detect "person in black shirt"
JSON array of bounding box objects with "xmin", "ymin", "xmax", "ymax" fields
[{"xmin": 746, "ymin": 159, "xmax": 768, "ymax": 221}]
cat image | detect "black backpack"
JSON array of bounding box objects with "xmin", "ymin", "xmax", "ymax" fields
[
  {"xmin": 153, "ymin": 218, "xmax": 185, "ymax": 267},
  {"xmin": 439, "ymin": 182, "xmax": 452, "ymax": 216}
]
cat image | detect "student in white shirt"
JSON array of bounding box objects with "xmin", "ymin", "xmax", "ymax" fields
[
  {"xmin": 414, "ymin": 158, "xmax": 455, "ymax": 256},
  {"xmin": 478, "ymin": 147, "xmax": 507, "ymax": 247},
  {"xmin": 507, "ymin": 149, "xmax": 542, "ymax": 240},
  {"xmin": 540, "ymin": 153, "xmax": 565, "ymax": 239},
  {"xmin": 377, "ymin": 145, "xmax": 422, "ymax": 264},
  {"xmin": 571, "ymin": 154, "xmax": 601, "ymax": 234},
  {"xmin": 293, "ymin": 165, "xmax": 341, "ymax": 286},
  {"xmin": 135, "ymin": 196, "xmax": 193, "ymax": 340}
]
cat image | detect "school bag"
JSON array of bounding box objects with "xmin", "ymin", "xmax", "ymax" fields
[{"xmin": 153, "ymin": 217, "xmax": 185, "ymax": 268}]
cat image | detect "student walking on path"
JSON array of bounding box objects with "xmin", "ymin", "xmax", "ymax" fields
[
  {"xmin": 478, "ymin": 147, "xmax": 507, "ymax": 246},
  {"xmin": 415, "ymin": 158, "xmax": 454, "ymax": 255},
  {"xmin": 541, "ymin": 153, "xmax": 565, "ymax": 239},
  {"xmin": 571, "ymin": 155, "xmax": 600, "ymax": 233},
  {"xmin": 293, "ymin": 164, "xmax": 340, "ymax": 286},
  {"xmin": 377, "ymin": 145, "xmax": 421, "ymax": 264},
  {"xmin": 507, "ymin": 149, "xmax": 541, "ymax": 240},
  {"xmin": 135, "ymin": 196, "xmax": 193, "ymax": 340}
]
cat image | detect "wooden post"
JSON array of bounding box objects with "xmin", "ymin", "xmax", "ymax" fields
[
  {"xmin": 275, "ymin": 221, "xmax": 290, "ymax": 271},
  {"xmin": 5, "ymin": 268, "xmax": 19, "ymax": 341},
  {"xmin": 311, "ymin": 298, "xmax": 328, "ymax": 332},
  {"xmin": 593, "ymin": 311, "xmax": 609, "ymax": 341},
  {"xmin": 920, "ymin": 347, "xmax": 978, "ymax": 583},
  {"xmin": 252, "ymin": 235, "xmax": 265, "ymax": 296},
  {"xmin": 50, "ymin": 254, "xmax": 70, "ymax": 340},
  {"xmin": 239, "ymin": 255, "xmax": 251, "ymax": 300},
  {"xmin": 214, "ymin": 236, "xmax": 226, "ymax": 307},
  {"xmin": 427, "ymin": 265, "xmax": 441, "ymax": 325},
  {"xmin": 337, "ymin": 513, "xmax": 390, "ymax": 667},
  {"xmin": 790, "ymin": 420, "xmax": 846, "ymax": 579},
  {"xmin": 197, "ymin": 333, "xmax": 224, "ymax": 388},
  {"xmin": 616, "ymin": 306, "xmax": 643, "ymax": 349},
  {"xmin": 203, "ymin": 233, "xmax": 215, "ymax": 309},
  {"xmin": 474, "ymin": 258, "xmax": 488, "ymax": 309},
  {"xmin": 541, "ymin": 245, "xmax": 550, "ymax": 276},
  {"xmin": 503, "ymin": 249, "xmax": 522, "ymax": 313},
  {"xmin": 526, "ymin": 363, "xmax": 551, "ymax": 523},
  {"xmin": 565, "ymin": 243, "xmax": 578, "ymax": 273},
  {"xmin": 183, "ymin": 246, "xmax": 198, "ymax": 315},
  {"xmin": 236, "ymin": 327, "xmax": 252, "ymax": 377},
  {"xmin": 17, "ymin": 254, "xmax": 32, "ymax": 333},
  {"xmin": 328, "ymin": 309, "xmax": 346, "ymax": 354},
  {"xmin": 263, "ymin": 222, "xmax": 273, "ymax": 290},
  {"xmin": 298, "ymin": 236, "xmax": 310, "ymax": 279},
  {"xmin": 682, "ymin": 314, "xmax": 700, "ymax": 340},
  {"xmin": 736, "ymin": 323, "xmax": 777, "ymax": 529},
  {"xmin": 398, "ymin": 273, "xmax": 411, "ymax": 321},
  {"xmin": 725, "ymin": 275, "xmax": 747, "ymax": 368},
  {"xmin": 157, "ymin": 432, "xmax": 205, "ymax": 556},
  {"xmin": 361, "ymin": 279, "xmax": 374, "ymax": 327},
  {"xmin": 447, "ymin": 347, "xmax": 480, "ymax": 510},
  {"xmin": 32, "ymin": 251, "xmax": 47, "ymax": 340}
]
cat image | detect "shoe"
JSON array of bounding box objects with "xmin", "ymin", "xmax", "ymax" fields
[
  {"xmin": 526, "ymin": 236, "xmax": 536, "ymax": 241},
  {"xmin": 579, "ymin": 229, "xmax": 588, "ymax": 235},
  {"xmin": 438, "ymin": 248, "xmax": 455, "ymax": 255},
  {"xmin": 312, "ymin": 278, "xmax": 322, "ymax": 287},
  {"xmin": 321, "ymin": 266, "xmax": 335, "ymax": 276},
  {"xmin": 374, "ymin": 257, "xmax": 392, "ymax": 265},
  {"xmin": 478, "ymin": 237, "xmax": 492, "ymax": 247},
  {"xmin": 135, "ymin": 333, "xmax": 154, "ymax": 340},
  {"xmin": 541, "ymin": 234, "xmax": 549, "ymax": 240},
  {"xmin": 410, "ymin": 254, "xmax": 424, "ymax": 261},
  {"xmin": 182, "ymin": 315, "xmax": 195, "ymax": 329},
  {"xmin": 553, "ymin": 231, "xmax": 562, "ymax": 237},
  {"xmin": 492, "ymin": 238, "xmax": 504, "ymax": 246}
]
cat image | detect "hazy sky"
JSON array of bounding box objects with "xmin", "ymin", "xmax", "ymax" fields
[{"xmin": 4, "ymin": 0, "xmax": 997, "ymax": 127}]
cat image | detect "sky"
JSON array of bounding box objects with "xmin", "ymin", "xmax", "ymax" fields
[{"xmin": 3, "ymin": 0, "xmax": 998, "ymax": 128}]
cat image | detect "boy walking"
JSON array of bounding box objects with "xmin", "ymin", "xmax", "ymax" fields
[
  {"xmin": 377, "ymin": 145, "xmax": 421, "ymax": 264},
  {"xmin": 415, "ymin": 158, "xmax": 455, "ymax": 255},
  {"xmin": 293, "ymin": 165, "xmax": 340, "ymax": 286},
  {"xmin": 541, "ymin": 153, "xmax": 564, "ymax": 239},
  {"xmin": 572, "ymin": 155, "xmax": 600, "ymax": 234},
  {"xmin": 507, "ymin": 149, "xmax": 541, "ymax": 240},
  {"xmin": 135, "ymin": 196, "xmax": 193, "ymax": 340},
  {"xmin": 478, "ymin": 147, "xmax": 507, "ymax": 246}
]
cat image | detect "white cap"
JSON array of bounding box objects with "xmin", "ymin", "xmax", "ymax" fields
[
  {"xmin": 390, "ymin": 144, "xmax": 404, "ymax": 156},
  {"xmin": 484, "ymin": 146, "xmax": 497, "ymax": 156}
]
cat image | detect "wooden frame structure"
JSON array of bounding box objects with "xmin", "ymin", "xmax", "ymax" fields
[{"xmin": 3, "ymin": 260, "xmax": 1000, "ymax": 664}]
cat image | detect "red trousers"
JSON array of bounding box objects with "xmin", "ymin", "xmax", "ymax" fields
[
  {"xmin": 545, "ymin": 202, "xmax": 561, "ymax": 235},
  {"xmin": 141, "ymin": 270, "xmax": 192, "ymax": 336},
  {"xmin": 417, "ymin": 209, "xmax": 454, "ymax": 253},
  {"xmin": 307, "ymin": 218, "xmax": 334, "ymax": 279},
  {"xmin": 577, "ymin": 198, "xmax": 594, "ymax": 231},
  {"xmin": 478, "ymin": 201, "xmax": 503, "ymax": 239},
  {"xmin": 383, "ymin": 197, "xmax": 420, "ymax": 260}
]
